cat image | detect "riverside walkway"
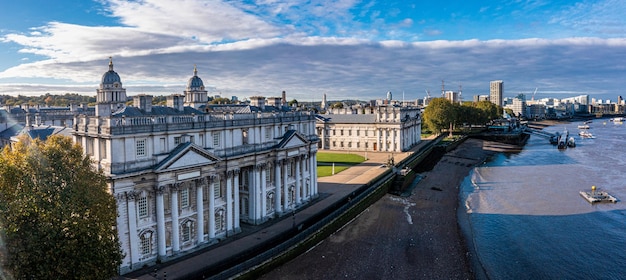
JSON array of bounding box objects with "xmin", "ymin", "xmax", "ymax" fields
[{"xmin": 121, "ymin": 140, "xmax": 433, "ymax": 280}]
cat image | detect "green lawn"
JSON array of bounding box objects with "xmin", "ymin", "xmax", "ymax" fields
[
  {"xmin": 316, "ymin": 152, "xmax": 366, "ymax": 177},
  {"xmin": 316, "ymin": 152, "xmax": 365, "ymax": 163}
]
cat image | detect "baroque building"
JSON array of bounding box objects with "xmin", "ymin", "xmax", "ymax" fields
[
  {"xmin": 73, "ymin": 58, "xmax": 319, "ymax": 273},
  {"xmin": 315, "ymin": 104, "xmax": 421, "ymax": 152}
]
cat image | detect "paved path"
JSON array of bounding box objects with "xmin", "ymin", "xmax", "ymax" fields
[{"xmin": 121, "ymin": 141, "xmax": 429, "ymax": 280}]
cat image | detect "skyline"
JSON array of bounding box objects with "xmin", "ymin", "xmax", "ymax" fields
[{"xmin": 1, "ymin": 0, "xmax": 625, "ymax": 102}]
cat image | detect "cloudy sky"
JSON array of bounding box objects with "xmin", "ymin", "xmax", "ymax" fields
[{"xmin": 1, "ymin": 0, "xmax": 625, "ymax": 102}]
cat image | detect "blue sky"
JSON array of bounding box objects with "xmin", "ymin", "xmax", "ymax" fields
[{"xmin": 1, "ymin": 0, "xmax": 625, "ymax": 102}]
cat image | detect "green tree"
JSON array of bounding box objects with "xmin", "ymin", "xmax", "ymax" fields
[
  {"xmin": 0, "ymin": 135, "xmax": 123, "ymax": 279},
  {"xmin": 288, "ymin": 99, "xmax": 298, "ymax": 107},
  {"xmin": 422, "ymin": 98, "xmax": 456, "ymax": 134}
]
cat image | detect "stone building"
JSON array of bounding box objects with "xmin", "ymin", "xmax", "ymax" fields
[
  {"xmin": 315, "ymin": 104, "xmax": 421, "ymax": 152},
  {"xmin": 73, "ymin": 58, "xmax": 319, "ymax": 273}
]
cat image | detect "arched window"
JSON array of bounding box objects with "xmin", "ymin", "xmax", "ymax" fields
[
  {"xmin": 215, "ymin": 209, "xmax": 225, "ymax": 232},
  {"xmin": 139, "ymin": 231, "xmax": 153, "ymax": 255},
  {"xmin": 181, "ymin": 220, "xmax": 193, "ymax": 242},
  {"xmin": 267, "ymin": 192, "xmax": 275, "ymax": 213}
]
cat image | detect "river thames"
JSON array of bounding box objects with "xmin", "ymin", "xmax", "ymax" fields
[{"xmin": 461, "ymin": 119, "xmax": 626, "ymax": 279}]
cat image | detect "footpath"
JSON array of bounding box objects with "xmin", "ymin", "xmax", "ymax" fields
[{"xmin": 121, "ymin": 140, "xmax": 431, "ymax": 280}]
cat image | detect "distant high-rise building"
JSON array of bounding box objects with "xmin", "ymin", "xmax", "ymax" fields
[
  {"xmin": 321, "ymin": 93, "xmax": 327, "ymax": 110},
  {"xmin": 490, "ymin": 80, "xmax": 503, "ymax": 107}
]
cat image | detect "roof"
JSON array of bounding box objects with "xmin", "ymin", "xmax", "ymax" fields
[
  {"xmin": 112, "ymin": 105, "xmax": 204, "ymax": 117},
  {"xmin": 316, "ymin": 114, "xmax": 377, "ymax": 124}
]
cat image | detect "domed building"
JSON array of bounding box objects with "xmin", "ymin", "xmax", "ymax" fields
[
  {"xmin": 96, "ymin": 57, "xmax": 127, "ymax": 116},
  {"xmin": 74, "ymin": 59, "xmax": 319, "ymax": 274},
  {"xmin": 183, "ymin": 65, "xmax": 208, "ymax": 109}
]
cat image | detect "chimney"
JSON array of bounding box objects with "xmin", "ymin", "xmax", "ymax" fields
[
  {"xmin": 133, "ymin": 94, "xmax": 153, "ymax": 113},
  {"xmin": 167, "ymin": 94, "xmax": 184, "ymax": 112}
]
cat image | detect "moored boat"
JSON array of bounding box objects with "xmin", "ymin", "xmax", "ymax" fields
[{"xmin": 579, "ymin": 186, "xmax": 618, "ymax": 203}]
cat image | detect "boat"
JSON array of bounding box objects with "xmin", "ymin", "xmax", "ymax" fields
[
  {"xmin": 579, "ymin": 186, "xmax": 618, "ymax": 203},
  {"xmin": 610, "ymin": 117, "xmax": 625, "ymax": 122},
  {"xmin": 567, "ymin": 137, "xmax": 576, "ymax": 147},
  {"xmin": 577, "ymin": 124, "xmax": 590, "ymax": 129},
  {"xmin": 579, "ymin": 130, "xmax": 595, "ymax": 138}
]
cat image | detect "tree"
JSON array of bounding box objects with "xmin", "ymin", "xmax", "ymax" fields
[
  {"xmin": 288, "ymin": 99, "xmax": 298, "ymax": 107},
  {"xmin": 0, "ymin": 135, "xmax": 123, "ymax": 279},
  {"xmin": 422, "ymin": 98, "xmax": 456, "ymax": 134}
]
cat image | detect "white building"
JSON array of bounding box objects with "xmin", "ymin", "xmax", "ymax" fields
[
  {"xmin": 73, "ymin": 58, "xmax": 319, "ymax": 273},
  {"xmin": 316, "ymin": 104, "xmax": 421, "ymax": 152}
]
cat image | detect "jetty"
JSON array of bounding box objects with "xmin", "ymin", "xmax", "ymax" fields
[{"xmin": 579, "ymin": 186, "xmax": 618, "ymax": 203}]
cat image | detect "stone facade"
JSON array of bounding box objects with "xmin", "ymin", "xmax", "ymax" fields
[
  {"xmin": 315, "ymin": 105, "xmax": 421, "ymax": 152},
  {"xmin": 73, "ymin": 59, "xmax": 319, "ymax": 273}
]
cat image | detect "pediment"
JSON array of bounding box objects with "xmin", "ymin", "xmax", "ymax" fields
[
  {"xmin": 276, "ymin": 130, "xmax": 309, "ymax": 149},
  {"xmin": 156, "ymin": 143, "xmax": 221, "ymax": 172}
]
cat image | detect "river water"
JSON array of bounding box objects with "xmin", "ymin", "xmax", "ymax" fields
[{"xmin": 460, "ymin": 120, "xmax": 626, "ymax": 280}]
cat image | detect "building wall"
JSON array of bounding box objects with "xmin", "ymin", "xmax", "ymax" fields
[
  {"xmin": 490, "ymin": 80, "xmax": 503, "ymax": 107},
  {"xmin": 316, "ymin": 105, "xmax": 421, "ymax": 153}
]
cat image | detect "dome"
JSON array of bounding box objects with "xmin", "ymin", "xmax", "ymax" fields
[
  {"xmin": 101, "ymin": 57, "xmax": 122, "ymax": 85},
  {"xmin": 187, "ymin": 65, "xmax": 204, "ymax": 89}
]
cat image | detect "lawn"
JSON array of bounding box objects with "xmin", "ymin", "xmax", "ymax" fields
[{"xmin": 316, "ymin": 152, "xmax": 366, "ymax": 177}]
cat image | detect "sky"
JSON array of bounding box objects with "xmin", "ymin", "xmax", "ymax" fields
[{"xmin": 1, "ymin": 0, "xmax": 626, "ymax": 103}]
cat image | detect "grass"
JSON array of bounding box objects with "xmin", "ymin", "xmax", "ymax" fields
[
  {"xmin": 316, "ymin": 152, "xmax": 366, "ymax": 163},
  {"xmin": 316, "ymin": 152, "xmax": 366, "ymax": 177},
  {"xmin": 317, "ymin": 165, "xmax": 350, "ymax": 177}
]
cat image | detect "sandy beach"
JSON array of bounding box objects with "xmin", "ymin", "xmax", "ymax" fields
[{"xmin": 262, "ymin": 138, "xmax": 521, "ymax": 280}]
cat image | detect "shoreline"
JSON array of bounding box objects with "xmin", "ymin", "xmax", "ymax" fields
[{"xmin": 261, "ymin": 137, "xmax": 519, "ymax": 279}]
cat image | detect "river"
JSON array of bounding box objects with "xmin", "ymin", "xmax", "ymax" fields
[{"xmin": 461, "ymin": 119, "xmax": 626, "ymax": 280}]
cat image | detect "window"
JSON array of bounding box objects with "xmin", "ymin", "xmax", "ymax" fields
[
  {"xmin": 242, "ymin": 129, "xmax": 248, "ymax": 145},
  {"xmin": 140, "ymin": 232, "xmax": 152, "ymax": 255},
  {"xmin": 137, "ymin": 196, "xmax": 148, "ymax": 218},
  {"xmin": 159, "ymin": 138, "xmax": 166, "ymax": 152},
  {"xmin": 348, "ymin": 130, "xmax": 351, "ymax": 136},
  {"xmin": 99, "ymin": 140, "xmax": 107, "ymax": 159},
  {"xmin": 182, "ymin": 221, "xmax": 192, "ymax": 242},
  {"xmin": 265, "ymin": 127, "xmax": 272, "ymax": 140},
  {"xmin": 213, "ymin": 182, "xmax": 221, "ymax": 198},
  {"xmin": 213, "ymin": 132, "xmax": 220, "ymax": 147},
  {"xmin": 199, "ymin": 134, "xmax": 204, "ymax": 147},
  {"xmin": 364, "ymin": 130, "xmax": 368, "ymax": 136},
  {"xmin": 86, "ymin": 138, "xmax": 94, "ymax": 156},
  {"xmin": 267, "ymin": 193, "xmax": 274, "ymax": 213},
  {"xmin": 215, "ymin": 210, "xmax": 224, "ymax": 231},
  {"xmin": 174, "ymin": 136, "xmax": 181, "ymax": 145},
  {"xmin": 136, "ymin": 139, "xmax": 146, "ymax": 157},
  {"xmin": 265, "ymin": 168, "xmax": 270, "ymax": 184},
  {"xmin": 356, "ymin": 130, "xmax": 360, "ymax": 136},
  {"xmin": 180, "ymin": 188, "xmax": 189, "ymax": 208}
]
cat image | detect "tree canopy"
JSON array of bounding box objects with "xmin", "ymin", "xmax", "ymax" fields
[
  {"xmin": 0, "ymin": 135, "xmax": 122, "ymax": 279},
  {"xmin": 422, "ymin": 98, "xmax": 502, "ymax": 133}
]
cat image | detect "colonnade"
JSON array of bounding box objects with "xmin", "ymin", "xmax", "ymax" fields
[{"xmin": 117, "ymin": 151, "xmax": 318, "ymax": 264}]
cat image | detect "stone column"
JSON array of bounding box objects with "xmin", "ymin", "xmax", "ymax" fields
[
  {"xmin": 233, "ymin": 170, "xmax": 240, "ymax": 230},
  {"xmin": 274, "ymin": 160, "xmax": 282, "ymax": 215},
  {"xmin": 295, "ymin": 157, "xmax": 302, "ymax": 205},
  {"xmin": 312, "ymin": 152, "xmax": 318, "ymax": 196},
  {"xmin": 283, "ymin": 159, "xmax": 289, "ymax": 210},
  {"xmin": 253, "ymin": 165, "xmax": 262, "ymax": 221},
  {"xmin": 260, "ymin": 165, "xmax": 267, "ymax": 217},
  {"xmin": 208, "ymin": 176, "xmax": 216, "ymax": 239},
  {"xmin": 309, "ymin": 155, "xmax": 315, "ymax": 198},
  {"xmin": 170, "ymin": 184, "xmax": 180, "ymax": 253},
  {"xmin": 155, "ymin": 186, "xmax": 166, "ymax": 258},
  {"xmin": 196, "ymin": 179, "xmax": 205, "ymax": 244},
  {"xmin": 125, "ymin": 191, "xmax": 140, "ymax": 264},
  {"xmin": 226, "ymin": 172, "xmax": 233, "ymax": 233}
]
